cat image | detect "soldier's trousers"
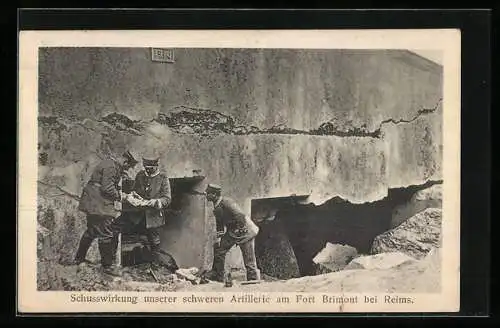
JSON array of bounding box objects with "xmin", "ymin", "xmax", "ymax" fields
[
  {"xmin": 110, "ymin": 214, "xmax": 178, "ymax": 270},
  {"xmin": 212, "ymin": 234, "xmax": 260, "ymax": 281},
  {"xmin": 74, "ymin": 214, "xmax": 115, "ymax": 268},
  {"xmin": 111, "ymin": 215, "xmax": 161, "ymax": 251}
]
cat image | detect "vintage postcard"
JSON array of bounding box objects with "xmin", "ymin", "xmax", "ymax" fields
[{"xmin": 18, "ymin": 29, "xmax": 461, "ymax": 313}]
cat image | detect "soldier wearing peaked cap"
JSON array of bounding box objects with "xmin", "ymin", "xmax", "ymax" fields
[
  {"xmin": 74, "ymin": 149, "xmax": 139, "ymax": 276},
  {"xmin": 111, "ymin": 151, "xmax": 178, "ymax": 272},
  {"xmin": 204, "ymin": 183, "xmax": 261, "ymax": 282}
]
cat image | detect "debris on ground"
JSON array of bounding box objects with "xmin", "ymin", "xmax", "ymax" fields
[
  {"xmin": 175, "ymin": 267, "xmax": 201, "ymax": 284},
  {"xmin": 182, "ymin": 247, "xmax": 442, "ymax": 293},
  {"xmin": 38, "ymin": 245, "xmax": 441, "ymax": 293},
  {"xmin": 312, "ymin": 243, "xmax": 358, "ymax": 273},
  {"xmin": 344, "ymin": 252, "xmax": 416, "ymax": 270}
]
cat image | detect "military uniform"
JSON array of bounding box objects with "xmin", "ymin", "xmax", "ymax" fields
[
  {"xmin": 111, "ymin": 157, "xmax": 176, "ymax": 270},
  {"xmin": 75, "ymin": 156, "xmax": 130, "ymax": 271},
  {"xmin": 209, "ymin": 189, "xmax": 261, "ymax": 281}
]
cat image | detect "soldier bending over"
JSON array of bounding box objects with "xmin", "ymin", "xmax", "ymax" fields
[{"xmin": 204, "ymin": 184, "xmax": 261, "ymax": 282}]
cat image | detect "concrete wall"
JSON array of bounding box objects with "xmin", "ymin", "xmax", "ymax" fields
[
  {"xmin": 39, "ymin": 48, "xmax": 442, "ymax": 131},
  {"xmin": 37, "ymin": 48, "xmax": 443, "ymax": 273}
]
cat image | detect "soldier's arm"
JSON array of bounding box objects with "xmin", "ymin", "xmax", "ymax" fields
[
  {"xmin": 100, "ymin": 165, "xmax": 121, "ymax": 201},
  {"xmin": 226, "ymin": 199, "xmax": 247, "ymax": 227},
  {"xmin": 133, "ymin": 172, "xmax": 145, "ymax": 198},
  {"xmin": 157, "ymin": 175, "xmax": 172, "ymax": 208},
  {"xmin": 215, "ymin": 213, "xmax": 225, "ymax": 236}
]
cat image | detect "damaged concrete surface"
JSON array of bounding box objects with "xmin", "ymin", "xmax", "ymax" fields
[
  {"xmin": 37, "ymin": 111, "xmax": 443, "ymax": 277},
  {"xmin": 38, "ymin": 109, "xmax": 442, "ymax": 208},
  {"xmin": 36, "ymin": 48, "xmax": 443, "ymax": 286},
  {"xmin": 39, "ymin": 48, "xmax": 442, "ymax": 132}
]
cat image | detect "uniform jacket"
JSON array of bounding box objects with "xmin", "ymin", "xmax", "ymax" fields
[
  {"xmin": 213, "ymin": 197, "xmax": 259, "ymax": 244},
  {"xmin": 78, "ymin": 159, "xmax": 122, "ymax": 218},
  {"xmin": 133, "ymin": 170, "xmax": 172, "ymax": 229}
]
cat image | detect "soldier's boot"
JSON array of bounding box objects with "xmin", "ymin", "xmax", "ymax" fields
[
  {"xmin": 109, "ymin": 233, "xmax": 120, "ymax": 264},
  {"xmin": 246, "ymin": 268, "xmax": 261, "ymax": 281},
  {"xmin": 206, "ymin": 256, "xmax": 225, "ymax": 282},
  {"xmin": 154, "ymin": 248, "xmax": 179, "ymax": 273},
  {"xmin": 99, "ymin": 241, "xmax": 122, "ymax": 277},
  {"xmin": 149, "ymin": 243, "xmax": 162, "ymax": 271},
  {"xmin": 72, "ymin": 233, "xmax": 94, "ymax": 266}
]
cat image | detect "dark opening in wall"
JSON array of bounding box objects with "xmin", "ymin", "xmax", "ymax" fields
[
  {"xmin": 252, "ymin": 181, "xmax": 442, "ymax": 279},
  {"xmin": 251, "ymin": 195, "xmax": 309, "ymax": 280},
  {"xmin": 120, "ymin": 176, "xmax": 207, "ymax": 267}
]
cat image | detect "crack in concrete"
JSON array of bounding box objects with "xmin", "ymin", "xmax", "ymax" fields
[
  {"xmin": 40, "ymin": 99, "xmax": 441, "ymax": 140},
  {"xmin": 153, "ymin": 101, "xmax": 442, "ymax": 138},
  {"xmin": 376, "ymin": 98, "xmax": 442, "ymax": 132},
  {"xmin": 312, "ymin": 98, "xmax": 442, "ymax": 138}
]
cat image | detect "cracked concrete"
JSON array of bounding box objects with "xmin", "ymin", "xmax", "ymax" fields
[
  {"xmin": 38, "ymin": 109, "xmax": 442, "ymax": 207},
  {"xmin": 37, "ymin": 48, "xmax": 443, "ymax": 279},
  {"xmin": 312, "ymin": 99, "xmax": 442, "ymax": 138},
  {"xmin": 39, "ymin": 48, "xmax": 442, "ymax": 132},
  {"xmin": 116, "ymin": 98, "xmax": 442, "ymax": 138}
]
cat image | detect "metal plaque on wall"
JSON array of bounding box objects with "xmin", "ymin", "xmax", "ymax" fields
[{"xmin": 151, "ymin": 48, "xmax": 175, "ymax": 63}]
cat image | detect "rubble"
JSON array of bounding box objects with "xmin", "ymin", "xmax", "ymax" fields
[
  {"xmin": 182, "ymin": 247, "xmax": 442, "ymax": 293},
  {"xmin": 38, "ymin": 260, "xmax": 196, "ymax": 292},
  {"xmin": 312, "ymin": 243, "xmax": 358, "ymax": 273},
  {"xmin": 344, "ymin": 252, "xmax": 416, "ymax": 270},
  {"xmin": 371, "ymin": 208, "xmax": 442, "ymax": 259},
  {"xmin": 176, "ymin": 267, "xmax": 201, "ymax": 284},
  {"xmin": 36, "ymin": 48, "xmax": 444, "ymax": 292}
]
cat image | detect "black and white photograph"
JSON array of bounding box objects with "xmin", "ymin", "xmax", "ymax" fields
[{"xmin": 18, "ymin": 29, "xmax": 461, "ymax": 313}]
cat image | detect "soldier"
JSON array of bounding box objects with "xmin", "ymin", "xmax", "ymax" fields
[
  {"xmin": 74, "ymin": 150, "xmax": 139, "ymax": 276},
  {"xmin": 204, "ymin": 184, "xmax": 261, "ymax": 282},
  {"xmin": 111, "ymin": 152, "xmax": 177, "ymax": 272}
]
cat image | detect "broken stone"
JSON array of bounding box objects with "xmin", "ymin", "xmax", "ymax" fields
[
  {"xmin": 312, "ymin": 243, "xmax": 358, "ymax": 273},
  {"xmin": 176, "ymin": 267, "xmax": 201, "ymax": 284},
  {"xmin": 371, "ymin": 208, "xmax": 442, "ymax": 259},
  {"xmin": 391, "ymin": 184, "xmax": 442, "ymax": 228},
  {"xmin": 344, "ymin": 252, "xmax": 416, "ymax": 270}
]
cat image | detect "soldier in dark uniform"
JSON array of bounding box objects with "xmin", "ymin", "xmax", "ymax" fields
[
  {"xmin": 74, "ymin": 150, "xmax": 139, "ymax": 276},
  {"xmin": 111, "ymin": 153, "xmax": 178, "ymax": 271},
  {"xmin": 204, "ymin": 184, "xmax": 261, "ymax": 282}
]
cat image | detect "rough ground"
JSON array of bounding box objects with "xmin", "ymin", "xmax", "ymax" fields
[
  {"xmin": 38, "ymin": 261, "xmax": 192, "ymax": 292},
  {"xmin": 183, "ymin": 247, "xmax": 441, "ymax": 293},
  {"xmin": 39, "ymin": 247, "xmax": 440, "ymax": 293}
]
